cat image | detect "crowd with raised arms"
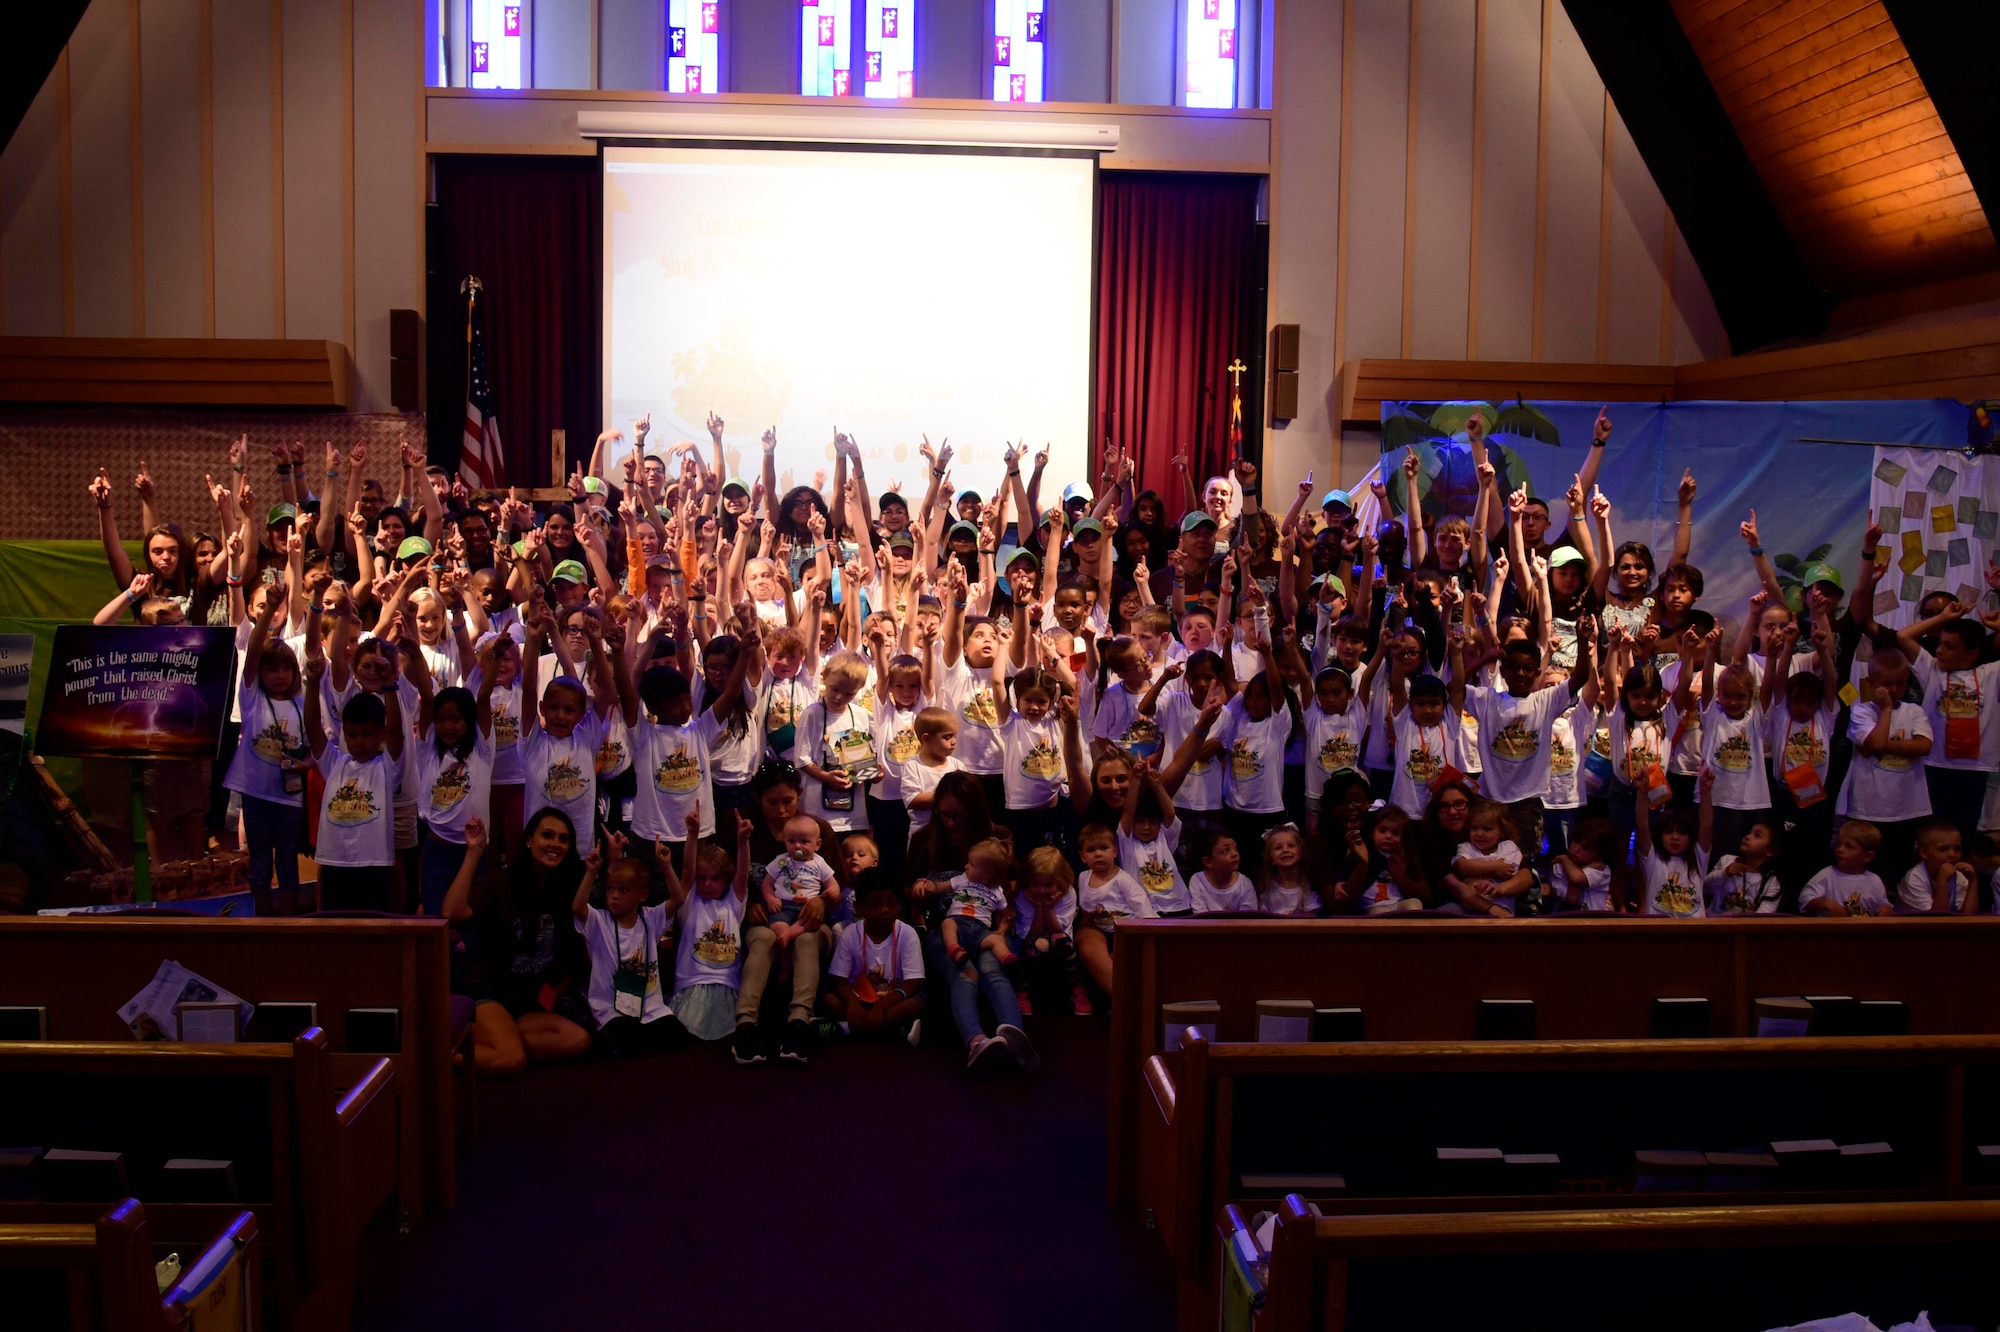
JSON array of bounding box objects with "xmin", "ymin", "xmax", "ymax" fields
[{"xmin": 82, "ymin": 404, "xmax": 2000, "ymax": 1075}]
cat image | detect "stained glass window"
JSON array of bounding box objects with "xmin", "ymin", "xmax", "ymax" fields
[
  {"xmin": 992, "ymin": 0, "xmax": 1045, "ymax": 103},
  {"xmin": 863, "ymin": 1, "xmax": 914, "ymax": 99},
  {"xmin": 470, "ymin": 0, "xmax": 525, "ymax": 90},
  {"xmin": 801, "ymin": 0, "xmax": 853, "ymax": 97},
  {"xmin": 668, "ymin": 0, "xmax": 720, "ymax": 93},
  {"xmin": 1183, "ymin": 0, "xmax": 1237, "ymax": 109}
]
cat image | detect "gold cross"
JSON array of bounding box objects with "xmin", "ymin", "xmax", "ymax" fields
[{"xmin": 1227, "ymin": 358, "xmax": 1246, "ymax": 389}]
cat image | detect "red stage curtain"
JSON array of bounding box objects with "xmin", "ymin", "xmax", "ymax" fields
[
  {"xmin": 1094, "ymin": 171, "xmax": 1262, "ymax": 508},
  {"xmin": 428, "ymin": 155, "xmax": 602, "ymax": 489}
]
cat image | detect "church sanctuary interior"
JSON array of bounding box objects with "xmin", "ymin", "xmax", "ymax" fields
[{"xmin": 6, "ymin": 1, "xmax": 2000, "ymax": 1329}]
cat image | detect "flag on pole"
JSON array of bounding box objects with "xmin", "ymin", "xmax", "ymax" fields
[{"xmin": 459, "ymin": 276, "xmax": 505, "ymax": 490}]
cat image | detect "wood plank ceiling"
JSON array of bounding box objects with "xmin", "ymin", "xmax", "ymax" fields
[{"xmin": 1669, "ymin": 0, "xmax": 1997, "ymax": 298}]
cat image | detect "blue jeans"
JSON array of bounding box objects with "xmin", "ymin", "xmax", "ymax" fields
[
  {"xmin": 926, "ymin": 925, "xmax": 1021, "ymax": 1046},
  {"xmin": 419, "ymin": 833, "xmax": 475, "ymax": 916},
  {"xmin": 242, "ymin": 795, "xmax": 301, "ymax": 910}
]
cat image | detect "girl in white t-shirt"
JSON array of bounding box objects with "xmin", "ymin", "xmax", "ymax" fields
[
  {"xmin": 1698, "ymin": 662, "xmax": 1771, "ymax": 861},
  {"xmin": 1218, "ymin": 635, "xmax": 1302, "ymax": 876},
  {"xmin": 1632, "ymin": 795, "xmax": 1706, "ymax": 917},
  {"xmin": 1551, "ymin": 817, "xmax": 1616, "ymax": 912},
  {"xmin": 301, "ymin": 642, "xmax": 407, "ymax": 912},
  {"xmin": 1450, "ymin": 801, "xmax": 1527, "ymax": 916},
  {"xmin": 1699, "ymin": 766, "xmax": 1784, "ymax": 914},
  {"xmin": 867, "ymin": 651, "xmax": 927, "ymax": 868},
  {"xmin": 1255, "ymin": 824, "xmax": 1322, "ymax": 916},
  {"xmin": 667, "ymin": 804, "xmax": 753, "ymax": 1041},
  {"xmin": 1074, "ymin": 823, "xmax": 1153, "ymax": 1002},
  {"xmin": 1118, "ymin": 761, "xmax": 1191, "ymax": 914},
  {"xmin": 470, "ymin": 633, "xmax": 527, "ymax": 868},
  {"xmin": 1006, "ymin": 847, "xmax": 1087, "ymax": 1015},
  {"xmin": 1188, "ymin": 829, "xmax": 1259, "ymax": 912},
  {"xmin": 990, "ymin": 662, "xmax": 1069, "ymax": 856},
  {"xmin": 796, "ymin": 655, "xmax": 879, "ymax": 835},
  {"xmin": 408, "ymin": 640, "xmax": 497, "ymax": 917},
  {"xmin": 226, "ymin": 579, "xmax": 309, "ymax": 914}
]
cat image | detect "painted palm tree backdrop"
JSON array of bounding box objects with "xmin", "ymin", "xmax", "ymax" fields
[{"xmin": 1377, "ymin": 398, "xmax": 1972, "ymax": 622}]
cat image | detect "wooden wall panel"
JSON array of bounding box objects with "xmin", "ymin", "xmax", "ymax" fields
[
  {"xmin": 0, "ymin": 74, "xmax": 66, "ymax": 336},
  {"xmin": 1603, "ymin": 106, "xmax": 1666, "ymax": 367},
  {"xmin": 1535, "ymin": 0, "xmax": 1600, "ymax": 363},
  {"xmin": 1341, "ymin": 0, "xmax": 1413, "ymax": 363},
  {"xmin": 1116, "ymin": 0, "xmax": 1178, "ymax": 107},
  {"xmin": 0, "ymin": 335, "xmax": 351, "ymax": 407},
  {"xmin": 1473, "ymin": 0, "xmax": 1540, "ymax": 362},
  {"xmin": 67, "ymin": 0, "xmax": 138, "ymax": 338},
  {"xmin": 1267, "ymin": 0, "xmax": 1345, "ymax": 458},
  {"xmin": 351, "ymin": 0, "xmax": 421, "ymax": 414},
  {"xmin": 210, "ymin": 0, "xmax": 277, "ymax": 339},
  {"xmin": 280, "ymin": 0, "xmax": 345, "ymax": 344},
  {"xmin": 139, "ymin": 0, "xmax": 208, "ymax": 338},
  {"xmin": 1407, "ymin": 0, "xmax": 1475, "ymax": 361},
  {"xmin": 1671, "ymin": 218, "xmax": 1730, "ymax": 363}
]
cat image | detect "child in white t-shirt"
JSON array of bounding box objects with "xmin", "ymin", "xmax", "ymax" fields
[
  {"xmin": 1449, "ymin": 800, "xmax": 1528, "ymax": 916},
  {"xmin": 1837, "ymin": 652, "xmax": 1934, "ymax": 886},
  {"xmin": 1074, "ymin": 823, "xmax": 1152, "ymax": 1003},
  {"xmin": 406, "ymin": 641, "xmax": 497, "ymax": 917},
  {"xmin": 991, "ymin": 661, "xmax": 1069, "ymax": 852},
  {"xmin": 795, "ymin": 655, "xmax": 880, "ymax": 834},
  {"xmin": 1700, "ymin": 767, "xmax": 1784, "ymax": 915},
  {"xmin": 573, "ymin": 848, "xmax": 680, "ymax": 1056},
  {"xmin": 1188, "ymin": 829, "xmax": 1259, "ymax": 912},
  {"xmin": 902, "ymin": 708, "xmax": 966, "ymax": 841},
  {"xmin": 823, "ymin": 870, "xmax": 926, "ymax": 1043},
  {"xmin": 1388, "ymin": 674, "xmax": 1467, "ymax": 820},
  {"xmin": 667, "ymin": 805, "xmax": 753, "ymax": 1042},
  {"xmin": 941, "ymin": 837, "xmax": 1017, "ymax": 972},
  {"xmin": 1256, "ymin": 824, "xmax": 1322, "ymax": 916},
  {"xmin": 763, "ymin": 814, "xmax": 839, "ymax": 940},
  {"xmin": 520, "ymin": 597, "xmax": 618, "ymax": 857},
  {"xmin": 1303, "ymin": 664, "xmax": 1367, "ymax": 834},
  {"xmin": 1800, "ymin": 820, "xmax": 1892, "ymax": 916},
  {"xmin": 1699, "ymin": 662, "xmax": 1772, "ymax": 860},
  {"xmin": 1550, "ymin": 817, "xmax": 1616, "ymax": 912},
  {"xmin": 1895, "ymin": 818, "xmax": 1976, "ymax": 914},
  {"xmin": 1118, "ymin": 761, "xmax": 1191, "ymax": 914},
  {"xmin": 1632, "ymin": 798, "xmax": 1706, "ymax": 918},
  {"xmin": 1006, "ymin": 847, "xmax": 1087, "ymax": 1015},
  {"xmin": 302, "ymin": 646, "xmax": 407, "ymax": 911}
]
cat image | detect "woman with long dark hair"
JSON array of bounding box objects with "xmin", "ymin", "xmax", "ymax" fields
[{"xmin": 442, "ymin": 807, "xmax": 595, "ymax": 1076}]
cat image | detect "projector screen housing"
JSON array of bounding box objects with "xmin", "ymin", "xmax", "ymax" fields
[
  {"xmin": 601, "ymin": 143, "xmax": 1098, "ymax": 509},
  {"xmin": 579, "ymin": 109, "xmax": 1118, "ymax": 152}
]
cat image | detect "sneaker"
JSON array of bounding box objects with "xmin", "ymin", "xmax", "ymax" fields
[
  {"xmin": 778, "ymin": 1020, "xmax": 811, "ymax": 1064},
  {"xmin": 904, "ymin": 1016, "xmax": 923, "ymax": 1048},
  {"xmin": 730, "ymin": 1023, "xmax": 765, "ymax": 1066},
  {"xmin": 1071, "ymin": 985, "xmax": 1095, "ymax": 1017},
  {"xmin": 966, "ymin": 1034, "xmax": 1008, "ymax": 1070},
  {"xmin": 1016, "ymin": 989, "xmax": 1034, "ymax": 1016},
  {"xmin": 995, "ymin": 1022, "xmax": 1041, "ymax": 1073},
  {"xmin": 811, "ymin": 1018, "xmax": 847, "ymax": 1043}
]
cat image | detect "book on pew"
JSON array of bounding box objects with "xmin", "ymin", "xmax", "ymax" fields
[
  {"xmin": 1769, "ymin": 1138, "xmax": 1840, "ymax": 1189},
  {"xmin": 162, "ymin": 1158, "xmax": 239, "ymax": 1202},
  {"xmin": 0, "ymin": 1005, "xmax": 47, "ymax": 1040},
  {"xmin": 1476, "ymin": 998, "xmax": 1536, "ymax": 1040},
  {"xmin": 1802, "ymin": 995, "xmax": 1861, "ymax": 1036},
  {"xmin": 177, "ymin": 1001, "xmax": 241, "ymax": 1043},
  {"xmin": 1434, "ymin": 1147, "xmax": 1506, "ymax": 1194},
  {"xmin": 347, "ymin": 1007, "xmax": 402, "ymax": 1053},
  {"xmin": 1312, "ymin": 1007, "xmax": 1364, "ymax": 1042},
  {"xmin": 1838, "ymin": 1141, "xmax": 1898, "ymax": 1188},
  {"xmin": 1238, "ymin": 1172, "xmax": 1346, "ymax": 1193},
  {"xmin": 1651, "ymin": 997, "xmax": 1711, "ymax": 1039},
  {"xmin": 1855, "ymin": 999, "xmax": 1908, "ymax": 1035},
  {"xmin": 1501, "ymin": 1153, "xmax": 1562, "ymax": 1193},
  {"xmin": 1632, "ymin": 1149, "xmax": 1707, "ymax": 1192},
  {"xmin": 37, "ymin": 1148, "xmax": 128, "ymax": 1201},
  {"xmin": 0, "ymin": 1147, "xmax": 42, "ymax": 1199},
  {"xmin": 252, "ymin": 1001, "xmax": 320, "ymax": 1044},
  {"xmin": 1754, "ymin": 997, "xmax": 1814, "ymax": 1037},
  {"xmin": 1255, "ymin": 1000, "xmax": 1314, "ymax": 1043},
  {"xmin": 1161, "ymin": 1001, "xmax": 1219, "ymax": 1051},
  {"xmin": 1702, "ymin": 1151, "xmax": 1777, "ymax": 1192},
  {"xmin": 1974, "ymin": 1144, "xmax": 2000, "ymax": 1187}
]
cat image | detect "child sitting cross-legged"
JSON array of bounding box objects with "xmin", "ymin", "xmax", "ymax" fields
[
  {"xmin": 1006, "ymin": 847, "xmax": 1087, "ymax": 1015},
  {"xmin": 821, "ymin": 869, "xmax": 926, "ymax": 1044},
  {"xmin": 665, "ymin": 805, "xmax": 753, "ymax": 1043},
  {"xmin": 1800, "ymin": 819, "xmax": 1893, "ymax": 917},
  {"xmin": 573, "ymin": 829, "xmax": 686, "ymax": 1057}
]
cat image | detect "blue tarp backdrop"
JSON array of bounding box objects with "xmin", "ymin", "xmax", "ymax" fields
[{"xmin": 1379, "ymin": 398, "xmax": 1973, "ymax": 617}]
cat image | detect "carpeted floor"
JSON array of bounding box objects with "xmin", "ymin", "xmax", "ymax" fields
[{"xmin": 352, "ymin": 1016, "xmax": 1178, "ymax": 1332}]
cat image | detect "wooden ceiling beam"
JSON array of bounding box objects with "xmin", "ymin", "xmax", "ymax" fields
[{"xmin": 1703, "ymin": 5, "xmax": 1886, "ymax": 88}]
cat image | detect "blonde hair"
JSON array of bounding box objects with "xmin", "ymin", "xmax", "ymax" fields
[
  {"xmin": 1025, "ymin": 845, "xmax": 1075, "ymax": 890},
  {"xmin": 821, "ymin": 654, "xmax": 869, "ymax": 691},
  {"xmin": 969, "ymin": 836, "xmax": 1013, "ymax": 871},
  {"xmin": 914, "ymin": 706, "xmax": 957, "ymax": 738},
  {"xmin": 1466, "ymin": 800, "xmax": 1509, "ymax": 835},
  {"xmin": 1838, "ymin": 820, "xmax": 1882, "ymax": 854}
]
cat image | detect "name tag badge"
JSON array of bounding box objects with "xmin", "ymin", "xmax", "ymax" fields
[
  {"xmin": 613, "ymin": 967, "xmax": 647, "ymax": 1018},
  {"xmin": 1783, "ymin": 761, "xmax": 1825, "ymax": 807}
]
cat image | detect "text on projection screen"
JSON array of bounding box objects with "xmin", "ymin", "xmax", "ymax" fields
[{"xmin": 604, "ymin": 145, "xmax": 1094, "ymax": 499}]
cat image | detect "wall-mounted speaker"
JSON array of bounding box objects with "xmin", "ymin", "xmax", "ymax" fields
[
  {"xmin": 1269, "ymin": 323, "xmax": 1299, "ymax": 372},
  {"xmin": 1270, "ymin": 370, "xmax": 1299, "ymax": 422}
]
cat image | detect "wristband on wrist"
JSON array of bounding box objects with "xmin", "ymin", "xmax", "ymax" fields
[
  {"xmin": 227, "ymin": 574, "xmax": 245, "ymax": 587},
  {"xmin": 326, "ymin": 470, "xmax": 340, "ymax": 479},
  {"xmin": 231, "ymin": 464, "xmax": 246, "ymax": 473},
  {"xmin": 276, "ymin": 464, "xmax": 292, "ymax": 475},
  {"xmin": 1747, "ymin": 546, "xmax": 1764, "ymax": 557}
]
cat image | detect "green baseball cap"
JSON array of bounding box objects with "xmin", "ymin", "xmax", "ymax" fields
[
  {"xmin": 1548, "ymin": 545, "xmax": 1586, "ymax": 568},
  {"xmin": 1004, "ymin": 548, "xmax": 1039, "ymax": 570},
  {"xmin": 581, "ymin": 476, "xmax": 606, "ymax": 496},
  {"xmin": 396, "ymin": 536, "xmax": 433, "ymax": 561},
  {"xmin": 721, "ymin": 477, "xmax": 750, "ymax": 497},
  {"xmin": 1321, "ymin": 489, "xmax": 1354, "ymax": 512},
  {"xmin": 265, "ymin": 503, "xmax": 298, "ymax": 527},
  {"xmin": 885, "ymin": 531, "xmax": 916, "ymax": 551},
  {"xmin": 1180, "ymin": 511, "xmax": 1218, "ymax": 534},
  {"xmin": 1071, "ymin": 516, "xmax": 1104, "ymax": 537},
  {"xmin": 551, "ymin": 559, "xmax": 588, "ymax": 585},
  {"xmin": 1798, "ymin": 561, "xmax": 1844, "ymax": 592},
  {"xmin": 948, "ymin": 520, "xmax": 979, "ymax": 541},
  {"xmin": 1314, "ymin": 573, "xmax": 1348, "ymax": 596}
]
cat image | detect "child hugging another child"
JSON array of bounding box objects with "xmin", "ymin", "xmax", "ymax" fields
[
  {"xmin": 1075, "ymin": 823, "xmax": 1153, "ymax": 1002},
  {"xmin": 1006, "ymin": 847, "xmax": 1089, "ymax": 1015},
  {"xmin": 573, "ymin": 829, "xmax": 686, "ymax": 1057},
  {"xmin": 1447, "ymin": 800, "xmax": 1530, "ymax": 917},
  {"xmin": 1551, "ymin": 818, "xmax": 1617, "ymax": 912},
  {"xmin": 666, "ymin": 806, "xmax": 754, "ymax": 1042},
  {"xmin": 823, "ymin": 869, "xmax": 926, "ymax": 1043}
]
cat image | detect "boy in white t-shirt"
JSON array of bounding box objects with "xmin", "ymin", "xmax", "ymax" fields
[
  {"xmin": 1119, "ymin": 761, "xmax": 1192, "ymax": 914},
  {"xmin": 1187, "ymin": 829, "xmax": 1258, "ymax": 912},
  {"xmin": 1836, "ymin": 650, "xmax": 1934, "ymax": 888},
  {"xmin": 519, "ymin": 596, "xmax": 619, "ymax": 858},
  {"xmin": 302, "ymin": 647, "xmax": 405, "ymax": 912},
  {"xmin": 1461, "ymin": 620, "xmax": 1595, "ymax": 864},
  {"xmin": 822, "ymin": 871, "xmax": 926, "ymax": 1044},
  {"xmin": 901, "ymin": 708, "xmax": 966, "ymax": 841},
  {"xmin": 573, "ymin": 848, "xmax": 683, "ymax": 1056},
  {"xmin": 1800, "ymin": 820, "xmax": 1893, "ymax": 916},
  {"xmin": 1895, "ymin": 818, "xmax": 1976, "ymax": 914},
  {"xmin": 1897, "ymin": 608, "xmax": 2000, "ymax": 837}
]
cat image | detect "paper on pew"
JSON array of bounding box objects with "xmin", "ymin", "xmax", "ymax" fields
[
  {"xmin": 1764, "ymin": 1314, "xmax": 1936, "ymax": 1332},
  {"xmin": 120, "ymin": 960, "xmax": 254, "ymax": 1041}
]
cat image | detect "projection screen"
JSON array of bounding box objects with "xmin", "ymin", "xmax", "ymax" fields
[{"xmin": 603, "ymin": 144, "xmax": 1095, "ymax": 504}]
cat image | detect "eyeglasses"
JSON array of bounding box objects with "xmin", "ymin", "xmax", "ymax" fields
[{"xmin": 1437, "ymin": 797, "xmax": 1470, "ymax": 811}]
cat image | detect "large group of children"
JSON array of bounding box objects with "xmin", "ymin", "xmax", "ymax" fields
[{"xmin": 83, "ymin": 406, "xmax": 2000, "ymax": 1072}]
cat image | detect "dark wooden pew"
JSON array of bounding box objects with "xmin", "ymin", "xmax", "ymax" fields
[
  {"xmin": 0, "ymin": 915, "xmax": 456, "ymax": 1224},
  {"xmin": 0, "ymin": 1200, "xmax": 261, "ymax": 1332},
  {"xmin": 1109, "ymin": 916, "xmax": 2000, "ymax": 1207},
  {"xmin": 1142, "ymin": 1030, "xmax": 2000, "ymax": 1328},
  {"xmin": 1246, "ymin": 1195, "xmax": 2000, "ymax": 1332},
  {"xmin": 0, "ymin": 1030, "xmax": 392, "ymax": 1332}
]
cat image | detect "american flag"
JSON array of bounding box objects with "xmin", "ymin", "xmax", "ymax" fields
[{"xmin": 460, "ymin": 279, "xmax": 505, "ymax": 490}]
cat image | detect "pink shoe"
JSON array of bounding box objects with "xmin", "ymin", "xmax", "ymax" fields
[
  {"xmin": 1071, "ymin": 985, "xmax": 1094, "ymax": 1016},
  {"xmin": 1015, "ymin": 990, "xmax": 1033, "ymax": 1016}
]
